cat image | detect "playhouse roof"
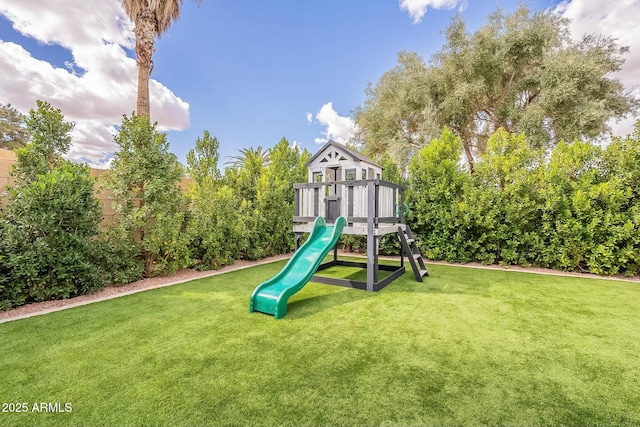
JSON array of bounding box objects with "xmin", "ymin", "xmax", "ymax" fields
[{"xmin": 305, "ymin": 140, "xmax": 381, "ymax": 168}]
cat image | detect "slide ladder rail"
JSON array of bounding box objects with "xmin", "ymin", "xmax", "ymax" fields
[
  {"xmin": 398, "ymin": 225, "xmax": 428, "ymax": 281},
  {"xmin": 250, "ymin": 216, "xmax": 347, "ymax": 319}
]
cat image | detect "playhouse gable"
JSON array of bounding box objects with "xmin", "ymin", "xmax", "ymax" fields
[{"xmin": 305, "ymin": 140, "xmax": 381, "ymax": 183}]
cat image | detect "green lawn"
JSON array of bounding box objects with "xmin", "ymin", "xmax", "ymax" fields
[{"xmin": 1, "ymin": 259, "xmax": 639, "ymax": 426}]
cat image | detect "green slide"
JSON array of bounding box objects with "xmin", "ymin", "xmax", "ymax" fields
[{"xmin": 250, "ymin": 216, "xmax": 346, "ymax": 319}]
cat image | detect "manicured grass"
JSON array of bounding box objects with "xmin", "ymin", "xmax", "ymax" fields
[{"xmin": 1, "ymin": 259, "xmax": 639, "ymax": 426}]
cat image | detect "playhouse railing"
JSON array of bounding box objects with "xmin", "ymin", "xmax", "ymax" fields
[{"xmin": 293, "ymin": 179, "xmax": 405, "ymax": 226}]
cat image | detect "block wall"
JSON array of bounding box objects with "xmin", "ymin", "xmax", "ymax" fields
[{"xmin": 0, "ymin": 149, "xmax": 193, "ymax": 227}]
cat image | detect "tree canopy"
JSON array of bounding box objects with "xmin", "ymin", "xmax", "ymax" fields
[
  {"xmin": 11, "ymin": 100, "xmax": 74, "ymax": 183},
  {"xmin": 355, "ymin": 5, "xmax": 638, "ymax": 171},
  {"xmin": 0, "ymin": 103, "xmax": 29, "ymax": 150},
  {"xmin": 186, "ymin": 130, "xmax": 220, "ymax": 186}
]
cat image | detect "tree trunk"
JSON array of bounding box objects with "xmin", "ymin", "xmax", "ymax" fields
[
  {"xmin": 461, "ymin": 129, "xmax": 475, "ymax": 173},
  {"xmin": 462, "ymin": 142, "xmax": 475, "ymax": 173},
  {"xmin": 135, "ymin": 8, "xmax": 157, "ymax": 117}
]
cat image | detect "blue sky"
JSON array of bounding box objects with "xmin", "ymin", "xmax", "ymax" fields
[{"xmin": 1, "ymin": 0, "xmax": 639, "ymax": 168}]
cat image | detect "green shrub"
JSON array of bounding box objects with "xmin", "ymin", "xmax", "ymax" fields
[
  {"xmin": 187, "ymin": 184, "xmax": 245, "ymax": 270},
  {"xmin": 339, "ymin": 235, "xmax": 367, "ymax": 253},
  {"xmin": 406, "ymin": 123, "xmax": 640, "ymax": 276},
  {"xmin": 408, "ymin": 127, "xmax": 471, "ymax": 262},
  {"xmin": 0, "ymin": 218, "xmax": 24, "ymax": 311},
  {"xmin": 94, "ymin": 229, "xmax": 144, "ymax": 284},
  {"xmin": 185, "ymin": 131, "xmax": 249, "ymax": 268},
  {"xmin": 2, "ymin": 162, "xmax": 104, "ymax": 307},
  {"xmin": 221, "ymin": 138, "xmax": 309, "ymax": 260},
  {"xmin": 105, "ymin": 113, "xmax": 188, "ymax": 277},
  {"xmin": 0, "ymin": 101, "xmax": 105, "ymax": 310},
  {"xmin": 600, "ymin": 123, "xmax": 640, "ymax": 275},
  {"xmin": 465, "ymin": 130, "xmax": 544, "ymax": 266},
  {"xmin": 254, "ymin": 139, "xmax": 309, "ymax": 257}
]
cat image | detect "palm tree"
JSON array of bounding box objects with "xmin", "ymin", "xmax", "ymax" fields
[
  {"xmin": 121, "ymin": 0, "xmax": 202, "ymax": 117},
  {"xmin": 224, "ymin": 146, "xmax": 271, "ymax": 169}
]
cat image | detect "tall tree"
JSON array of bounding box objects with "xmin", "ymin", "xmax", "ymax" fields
[
  {"xmin": 0, "ymin": 103, "xmax": 30, "ymax": 150},
  {"xmin": 106, "ymin": 113, "xmax": 185, "ymax": 276},
  {"xmin": 121, "ymin": 0, "xmax": 202, "ymax": 117},
  {"xmin": 186, "ymin": 130, "xmax": 220, "ymax": 186},
  {"xmin": 12, "ymin": 100, "xmax": 74, "ymax": 183},
  {"xmin": 356, "ymin": 6, "xmax": 638, "ymax": 172},
  {"xmin": 353, "ymin": 51, "xmax": 439, "ymax": 173}
]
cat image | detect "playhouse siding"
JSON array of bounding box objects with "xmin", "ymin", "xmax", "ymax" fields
[{"xmin": 296, "ymin": 184, "xmax": 372, "ymax": 219}]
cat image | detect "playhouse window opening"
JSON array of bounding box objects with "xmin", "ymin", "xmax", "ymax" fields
[{"xmin": 368, "ymin": 168, "xmax": 375, "ymax": 179}]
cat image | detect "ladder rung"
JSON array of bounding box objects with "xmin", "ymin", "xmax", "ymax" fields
[
  {"xmin": 419, "ymin": 269, "xmax": 428, "ymax": 277},
  {"xmin": 406, "ymin": 238, "xmax": 415, "ymax": 244},
  {"xmin": 413, "ymin": 254, "xmax": 421, "ymax": 260}
]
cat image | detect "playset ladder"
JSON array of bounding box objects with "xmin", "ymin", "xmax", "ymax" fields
[{"xmin": 398, "ymin": 226, "xmax": 428, "ymax": 282}]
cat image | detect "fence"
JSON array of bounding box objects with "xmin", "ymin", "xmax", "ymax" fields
[{"xmin": 0, "ymin": 149, "xmax": 192, "ymax": 227}]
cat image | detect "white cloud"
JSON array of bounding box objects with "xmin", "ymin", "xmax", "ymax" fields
[
  {"xmin": 399, "ymin": 0, "xmax": 461, "ymax": 24},
  {"xmin": 0, "ymin": 0, "xmax": 190, "ymax": 167},
  {"xmin": 305, "ymin": 112, "xmax": 313, "ymax": 123},
  {"xmin": 554, "ymin": 0, "xmax": 640, "ymax": 137},
  {"xmin": 313, "ymin": 102, "xmax": 357, "ymax": 145},
  {"xmin": 89, "ymin": 154, "xmax": 115, "ymax": 171}
]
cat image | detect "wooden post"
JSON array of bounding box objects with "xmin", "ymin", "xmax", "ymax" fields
[
  {"xmin": 393, "ymin": 187, "xmax": 397, "ymax": 220},
  {"xmin": 374, "ymin": 182, "xmax": 379, "ymax": 218},
  {"xmin": 348, "ymin": 185, "xmax": 354, "ymax": 220},
  {"xmin": 374, "ymin": 236, "xmax": 379, "ymax": 283},
  {"xmin": 367, "ymin": 181, "xmax": 375, "ymax": 292},
  {"xmin": 399, "ymin": 186, "xmax": 405, "ymax": 267},
  {"xmin": 399, "ymin": 187, "xmax": 405, "ymax": 224},
  {"xmin": 313, "ymin": 187, "xmax": 319, "ymax": 217}
]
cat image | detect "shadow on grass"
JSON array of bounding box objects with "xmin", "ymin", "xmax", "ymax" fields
[
  {"xmin": 284, "ymin": 266, "xmax": 432, "ymax": 318},
  {"xmin": 286, "ymin": 287, "xmax": 374, "ymax": 319},
  {"xmin": 314, "ymin": 264, "xmax": 395, "ymax": 282},
  {"xmin": 381, "ymin": 265, "xmax": 498, "ymax": 297},
  {"xmin": 286, "ymin": 265, "xmax": 485, "ymax": 319},
  {"xmin": 285, "ymin": 269, "xmax": 380, "ymax": 319}
]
